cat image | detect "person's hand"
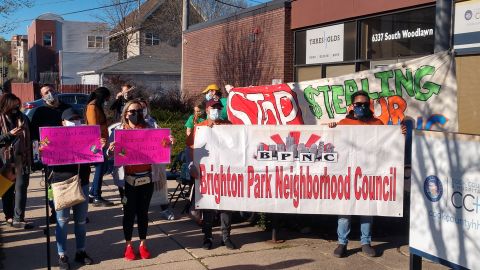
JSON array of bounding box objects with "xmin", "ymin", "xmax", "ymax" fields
[
  {"xmin": 207, "ymin": 121, "xmax": 214, "ymax": 128},
  {"xmin": 100, "ymin": 138, "xmax": 107, "ymax": 149},
  {"xmin": 107, "ymin": 142, "xmax": 115, "ymax": 153},
  {"xmin": 188, "ymin": 162, "xmax": 199, "ymax": 179},
  {"xmin": 401, "ymin": 124, "xmax": 407, "ymax": 135},
  {"xmin": 328, "ymin": 122, "xmax": 337, "ymax": 128},
  {"xmin": 169, "ymin": 135, "xmax": 175, "ymax": 145},
  {"xmin": 9, "ymin": 127, "xmax": 22, "ymax": 136}
]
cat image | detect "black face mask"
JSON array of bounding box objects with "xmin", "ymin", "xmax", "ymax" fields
[
  {"xmin": 127, "ymin": 113, "xmax": 143, "ymax": 125},
  {"xmin": 9, "ymin": 108, "xmax": 20, "ymax": 117}
]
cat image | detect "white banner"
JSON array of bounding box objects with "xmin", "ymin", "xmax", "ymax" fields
[
  {"xmin": 410, "ymin": 131, "xmax": 480, "ymax": 269},
  {"xmin": 306, "ymin": 24, "xmax": 344, "ymax": 64},
  {"xmin": 194, "ymin": 125, "xmax": 404, "ymax": 216},
  {"xmin": 227, "ymin": 52, "xmax": 457, "ymax": 132}
]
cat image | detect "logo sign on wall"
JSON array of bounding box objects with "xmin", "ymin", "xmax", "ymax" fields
[
  {"xmin": 227, "ymin": 52, "xmax": 457, "ymax": 132},
  {"xmin": 305, "ymin": 24, "xmax": 344, "ymax": 64},
  {"xmin": 410, "ymin": 130, "xmax": 480, "ymax": 270},
  {"xmin": 194, "ymin": 125, "xmax": 404, "ymax": 216},
  {"xmin": 454, "ymin": 0, "xmax": 480, "ymax": 54}
]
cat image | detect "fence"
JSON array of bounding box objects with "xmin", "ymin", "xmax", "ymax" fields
[{"xmin": 59, "ymin": 84, "xmax": 97, "ymax": 94}]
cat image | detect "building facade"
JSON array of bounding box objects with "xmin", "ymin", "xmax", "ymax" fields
[
  {"xmin": 10, "ymin": 35, "xmax": 28, "ymax": 80},
  {"xmin": 27, "ymin": 13, "xmax": 116, "ymax": 84}
]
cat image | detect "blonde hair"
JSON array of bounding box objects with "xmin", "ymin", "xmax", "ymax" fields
[{"xmin": 121, "ymin": 100, "xmax": 144, "ymax": 126}]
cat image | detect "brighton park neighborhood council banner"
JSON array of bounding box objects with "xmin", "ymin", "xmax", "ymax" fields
[
  {"xmin": 227, "ymin": 51, "xmax": 457, "ymax": 131},
  {"xmin": 194, "ymin": 125, "xmax": 404, "ymax": 217}
]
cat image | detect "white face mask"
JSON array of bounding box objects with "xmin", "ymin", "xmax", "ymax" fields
[
  {"xmin": 64, "ymin": 120, "xmax": 81, "ymax": 126},
  {"xmin": 43, "ymin": 92, "xmax": 56, "ymax": 104},
  {"xmin": 209, "ymin": 108, "xmax": 220, "ymax": 121},
  {"xmin": 205, "ymin": 93, "xmax": 212, "ymax": 101}
]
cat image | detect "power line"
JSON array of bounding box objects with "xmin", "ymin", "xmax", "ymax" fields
[
  {"xmin": 213, "ymin": 0, "xmax": 247, "ymax": 9},
  {"xmin": 13, "ymin": 0, "xmax": 139, "ymax": 23}
]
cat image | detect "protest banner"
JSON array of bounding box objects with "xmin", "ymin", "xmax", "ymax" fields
[
  {"xmin": 227, "ymin": 51, "xmax": 457, "ymax": 131},
  {"xmin": 410, "ymin": 131, "xmax": 480, "ymax": 270},
  {"xmin": 114, "ymin": 129, "xmax": 171, "ymax": 166},
  {"xmin": 194, "ymin": 125, "xmax": 404, "ymax": 216},
  {"xmin": 39, "ymin": 126, "xmax": 104, "ymax": 166}
]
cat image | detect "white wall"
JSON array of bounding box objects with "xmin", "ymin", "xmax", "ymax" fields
[
  {"xmin": 61, "ymin": 21, "xmax": 110, "ymax": 53},
  {"xmin": 61, "ymin": 51, "xmax": 117, "ymax": 84}
]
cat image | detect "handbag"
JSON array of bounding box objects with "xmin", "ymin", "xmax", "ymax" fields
[
  {"xmin": 125, "ymin": 173, "xmax": 152, "ymax": 187},
  {"xmin": 51, "ymin": 166, "xmax": 85, "ymax": 211}
]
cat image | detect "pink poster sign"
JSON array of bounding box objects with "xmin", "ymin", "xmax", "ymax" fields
[
  {"xmin": 114, "ymin": 129, "xmax": 171, "ymax": 166},
  {"xmin": 39, "ymin": 126, "xmax": 104, "ymax": 166}
]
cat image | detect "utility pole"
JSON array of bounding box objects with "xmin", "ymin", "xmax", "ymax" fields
[{"xmin": 180, "ymin": 0, "xmax": 190, "ymax": 98}]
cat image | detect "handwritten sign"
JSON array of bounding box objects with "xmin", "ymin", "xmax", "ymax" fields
[
  {"xmin": 114, "ymin": 129, "xmax": 171, "ymax": 166},
  {"xmin": 39, "ymin": 126, "xmax": 104, "ymax": 165}
]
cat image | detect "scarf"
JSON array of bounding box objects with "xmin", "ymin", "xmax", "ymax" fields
[{"xmin": 0, "ymin": 113, "xmax": 32, "ymax": 169}]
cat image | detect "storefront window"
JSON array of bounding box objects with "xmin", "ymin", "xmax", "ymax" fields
[{"xmin": 360, "ymin": 7, "xmax": 435, "ymax": 60}]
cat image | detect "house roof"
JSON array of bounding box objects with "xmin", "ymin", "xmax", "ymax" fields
[
  {"xmin": 78, "ymin": 45, "xmax": 181, "ymax": 76},
  {"xmin": 111, "ymin": 0, "xmax": 165, "ymax": 35}
]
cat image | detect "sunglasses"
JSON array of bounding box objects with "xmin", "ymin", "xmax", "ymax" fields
[
  {"xmin": 127, "ymin": 109, "xmax": 144, "ymax": 115},
  {"xmin": 353, "ymin": 102, "xmax": 370, "ymax": 107}
]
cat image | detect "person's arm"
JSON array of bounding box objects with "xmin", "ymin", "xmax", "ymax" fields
[
  {"xmin": 109, "ymin": 97, "xmax": 123, "ymax": 111},
  {"xmin": 85, "ymin": 104, "xmax": 98, "ymax": 125}
]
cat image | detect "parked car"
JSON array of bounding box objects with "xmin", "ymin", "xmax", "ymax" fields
[{"xmin": 23, "ymin": 93, "xmax": 89, "ymax": 120}]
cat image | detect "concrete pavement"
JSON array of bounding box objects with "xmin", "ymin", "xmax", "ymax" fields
[{"xmin": 0, "ymin": 172, "xmax": 448, "ymax": 270}]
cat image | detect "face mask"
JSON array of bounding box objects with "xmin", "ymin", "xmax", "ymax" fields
[
  {"xmin": 64, "ymin": 120, "xmax": 81, "ymax": 126},
  {"xmin": 127, "ymin": 114, "xmax": 143, "ymax": 125},
  {"xmin": 9, "ymin": 108, "xmax": 19, "ymax": 115},
  {"xmin": 209, "ymin": 108, "xmax": 220, "ymax": 121},
  {"xmin": 353, "ymin": 106, "xmax": 370, "ymax": 119},
  {"xmin": 43, "ymin": 92, "xmax": 56, "ymax": 104},
  {"xmin": 205, "ymin": 93, "xmax": 212, "ymax": 101},
  {"xmin": 123, "ymin": 92, "xmax": 129, "ymax": 100}
]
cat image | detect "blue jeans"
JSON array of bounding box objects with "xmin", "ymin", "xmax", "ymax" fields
[
  {"xmin": 89, "ymin": 159, "xmax": 107, "ymax": 199},
  {"xmin": 55, "ymin": 185, "xmax": 89, "ymax": 256},
  {"xmin": 337, "ymin": 215, "xmax": 372, "ymax": 245}
]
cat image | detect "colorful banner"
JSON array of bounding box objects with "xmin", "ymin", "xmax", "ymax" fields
[
  {"xmin": 39, "ymin": 126, "xmax": 104, "ymax": 166},
  {"xmin": 114, "ymin": 129, "xmax": 171, "ymax": 166},
  {"xmin": 194, "ymin": 125, "xmax": 404, "ymax": 216},
  {"xmin": 227, "ymin": 52, "xmax": 457, "ymax": 131},
  {"xmin": 410, "ymin": 131, "xmax": 480, "ymax": 270}
]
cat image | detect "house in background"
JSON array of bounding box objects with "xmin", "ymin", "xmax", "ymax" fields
[
  {"xmin": 10, "ymin": 35, "xmax": 28, "ymax": 80},
  {"xmin": 27, "ymin": 13, "xmax": 116, "ymax": 85},
  {"xmin": 78, "ymin": 0, "xmax": 203, "ymax": 95}
]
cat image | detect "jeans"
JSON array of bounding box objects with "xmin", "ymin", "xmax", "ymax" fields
[
  {"xmin": 55, "ymin": 185, "xmax": 89, "ymax": 256},
  {"xmin": 337, "ymin": 215, "xmax": 372, "ymax": 245},
  {"xmin": 123, "ymin": 182, "xmax": 153, "ymax": 241},
  {"xmin": 202, "ymin": 211, "xmax": 232, "ymax": 241},
  {"xmin": 89, "ymin": 159, "xmax": 107, "ymax": 199},
  {"xmin": 13, "ymin": 172, "xmax": 29, "ymax": 222}
]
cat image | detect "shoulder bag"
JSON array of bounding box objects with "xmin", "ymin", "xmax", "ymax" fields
[{"xmin": 51, "ymin": 166, "xmax": 86, "ymax": 211}]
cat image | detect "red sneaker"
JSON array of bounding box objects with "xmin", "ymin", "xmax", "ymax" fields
[
  {"xmin": 124, "ymin": 244, "xmax": 136, "ymax": 261},
  {"xmin": 139, "ymin": 244, "xmax": 151, "ymax": 259}
]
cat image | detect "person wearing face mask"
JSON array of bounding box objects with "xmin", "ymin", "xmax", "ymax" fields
[
  {"xmin": 31, "ymin": 85, "xmax": 72, "ymax": 224},
  {"xmin": 110, "ymin": 84, "xmax": 136, "ymax": 121},
  {"xmin": 185, "ymin": 99, "xmax": 236, "ymax": 250},
  {"xmin": 50, "ymin": 108, "xmax": 95, "ymax": 270},
  {"xmin": 328, "ymin": 91, "xmax": 406, "ymax": 258},
  {"xmin": 0, "ymin": 93, "xmax": 33, "ymax": 229},
  {"xmin": 85, "ymin": 87, "xmax": 114, "ymax": 207},
  {"xmin": 202, "ymin": 84, "xmax": 228, "ymax": 120},
  {"xmin": 106, "ymin": 100, "xmax": 174, "ymax": 260}
]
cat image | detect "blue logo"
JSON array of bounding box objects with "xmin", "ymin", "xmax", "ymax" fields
[
  {"xmin": 424, "ymin": 175, "xmax": 443, "ymax": 202},
  {"xmin": 465, "ymin": 10, "xmax": 473, "ymax": 20}
]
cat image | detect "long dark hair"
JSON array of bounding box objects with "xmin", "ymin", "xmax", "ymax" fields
[
  {"xmin": 0, "ymin": 93, "xmax": 21, "ymax": 115},
  {"xmin": 87, "ymin": 87, "xmax": 111, "ymax": 108}
]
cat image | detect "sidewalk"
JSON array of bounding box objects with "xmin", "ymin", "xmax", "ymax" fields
[{"xmin": 0, "ymin": 172, "xmax": 448, "ymax": 270}]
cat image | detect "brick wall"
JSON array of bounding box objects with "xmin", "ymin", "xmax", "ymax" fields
[{"xmin": 182, "ymin": 4, "xmax": 292, "ymax": 99}]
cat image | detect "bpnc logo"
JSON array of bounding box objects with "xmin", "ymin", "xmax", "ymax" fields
[
  {"xmin": 424, "ymin": 175, "xmax": 443, "ymax": 202},
  {"xmin": 256, "ymin": 132, "xmax": 337, "ymax": 163},
  {"xmin": 465, "ymin": 10, "xmax": 473, "ymax": 20}
]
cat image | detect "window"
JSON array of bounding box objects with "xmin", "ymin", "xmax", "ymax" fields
[
  {"xmin": 88, "ymin": 36, "xmax": 104, "ymax": 48},
  {"xmin": 43, "ymin": 33, "xmax": 52, "ymax": 47},
  {"xmin": 145, "ymin": 33, "xmax": 160, "ymax": 46}
]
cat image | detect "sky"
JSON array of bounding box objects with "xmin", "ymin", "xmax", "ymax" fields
[{"xmin": 1, "ymin": 0, "xmax": 270, "ymax": 39}]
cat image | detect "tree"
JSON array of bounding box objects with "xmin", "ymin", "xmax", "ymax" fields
[
  {"xmin": 0, "ymin": 1, "xmax": 34, "ymax": 34},
  {"xmin": 191, "ymin": 0, "xmax": 248, "ymax": 21}
]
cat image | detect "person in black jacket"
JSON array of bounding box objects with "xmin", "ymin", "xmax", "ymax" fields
[{"xmin": 110, "ymin": 84, "xmax": 136, "ymax": 121}]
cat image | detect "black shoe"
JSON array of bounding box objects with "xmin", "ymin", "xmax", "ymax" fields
[
  {"xmin": 333, "ymin": 244, "xmax": 347, "ymax": 258},
  {"xmin": 202, "ymin": 238, "xmax": 213, "ymax": 250},
  {"xmin": 12, "ymin": 220, "xmax": 34, "ymax": 229},
  {"xmin": 92, "ymin": 197, "xmax": 114, "ymax": 207},
  {"xmin": 86, "ymin": 217, "xmax": 90, "ymax": 224},
  {"xmin": 58, "ymin": 255, "xmax": 70, "ymax": 270},
  {"xmin": 220, "ymin": 238, "xmax": 237, "ymax": 250},
  {"xmin": 49, "ymin": 214, "xmax": 57, "ymax": 224},
  {"xmin": 75, "ymin": 250, "xmax": 93, "ymax": 265},
  {"xmin": 361, "ymin": 244, "xmax": 376, "ymax": 257},
  {"xmin": 88, "ymin": 195, "xmax": 94, "ymax": 204}
]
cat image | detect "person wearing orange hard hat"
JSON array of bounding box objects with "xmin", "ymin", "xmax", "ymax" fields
[{"xmin": 202, "ymin": 84, "xmax": 228, "ymax": 120}]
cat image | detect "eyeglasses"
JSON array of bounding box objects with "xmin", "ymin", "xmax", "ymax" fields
[
  {"xmin": 353, "ymin": 102, "xmax": 370, "ymax": 107},
  {"xmin": 127, "ymin": 109, "xmax": 144, "ymax": 115}
]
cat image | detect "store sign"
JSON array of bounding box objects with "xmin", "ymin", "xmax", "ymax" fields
[
  {"xmin": 371, "ymin": 27, "xmax": 434, "ymax": 43},
  {"xmin": 194, "ymin": 125, "xmax": 404, "ymax": 216},
  {"xmin": 454, "ymin": 0, "xmax": 480, "ymax": 54},
  {"xmin": 410, "ymin": 131, "xmax": 480, "ymax": 270},
  {"xmin": 305, "ymin": 24, "xmax": 344, "ymax": 64}
]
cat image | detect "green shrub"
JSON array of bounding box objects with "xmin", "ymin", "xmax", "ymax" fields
[{"xmin": 151, "ymin": 109, "xmax": 190, "ymax": 160}]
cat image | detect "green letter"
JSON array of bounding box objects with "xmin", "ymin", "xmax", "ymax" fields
[
  {"xmin": 394, "ymin": 68, "xmax": 414, "ymax": 97},
  {"xmin": 344, "ymin": 79, "xmax": 358, "ymax": 106},
  {"xmin": 414, "ymin": 65, "xmax": 441, "ymax": 101},
  {"xmin": 317, "ymin": 85, "xmax": 334, "ymax": 118},
  {"xmin": 331, "ymin": 85, "xmax": 346, "ymax": 114},
  {"xmin": 374, "ymin": 70, "xmax": 395, "ymax": 98},
  {"xmin": 304, "ymin": 85, "xmax": 323, "ymax": 119}
]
